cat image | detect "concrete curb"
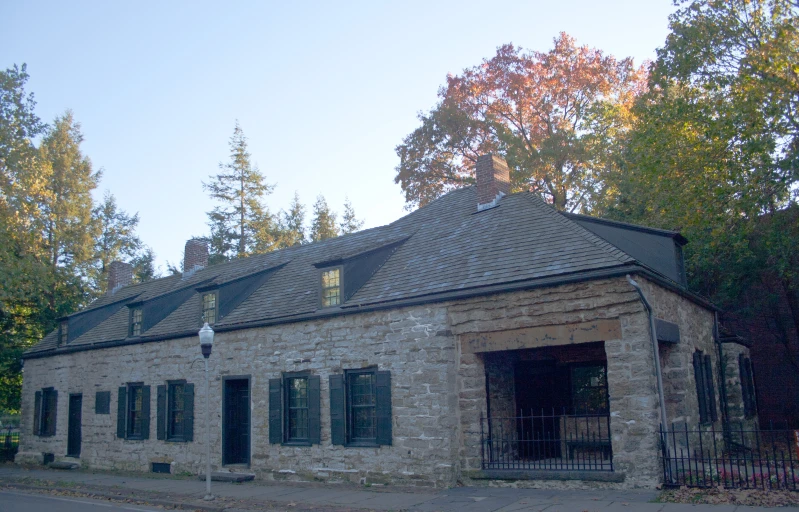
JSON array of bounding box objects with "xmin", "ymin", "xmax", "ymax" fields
[{"xmin": 0, "ymin": 482, "xmax": 227, "ymax": 512}]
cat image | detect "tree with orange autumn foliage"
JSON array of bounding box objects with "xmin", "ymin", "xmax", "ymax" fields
[{"xmin": 395, "ymin": 33, "xmax": 647, "ymax": 211}]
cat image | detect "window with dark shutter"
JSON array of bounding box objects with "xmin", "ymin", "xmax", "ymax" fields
[
  {"xmin": 167, "ymin": 382, "xmax": 186, "ymax": 440},
  {"xmin": 330, "ymin": 369, "xmax": 392, "ymax": 447},
  {"xmin": 270, "ymin": 374, "xmax": 321, "ymax": 446},
  {"xmin": 157, "ymin": 382, "xmax": 193, "ymax": 442},
  {"xmin": 693, "ymin": 350, "xmax": 717, "ymax": 424},
  {"xmin": 121, "ymin": 383, "xmax": 149, "ymax": 440}
]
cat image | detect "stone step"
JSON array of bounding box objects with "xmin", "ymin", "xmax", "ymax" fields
[
  {"xmin": 199, "ymin": 472, "xmax": 254, "ymax": 483},
  {"xmin": 49, "ymin": 461, "xmax": 79, "ymax": 470}
]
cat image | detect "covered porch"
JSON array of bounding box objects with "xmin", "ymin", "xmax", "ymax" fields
[{"xmin": 481, "ymin": 342, "xmax": 613, "ymax": 471}]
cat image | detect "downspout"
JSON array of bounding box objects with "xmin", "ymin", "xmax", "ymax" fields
[{"xmin": 626, "ymin": 276, "xmax": 671, "ymax": 458}]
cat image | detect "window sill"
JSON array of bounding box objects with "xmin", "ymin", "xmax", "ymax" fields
[
  {"xmin": 124, "ymin": 436, "xmax": 145, "ymax": 441},
  {"xmin": 282, "ymin": 441, "xmax": 312, "ymax": 447},
  {"xmin": 345, "ymin": 441, "xmax": 379, "ymax": 448},
  {"xmin": 166, "ymin": 438, "xmax": 188, "ymax": 443}
]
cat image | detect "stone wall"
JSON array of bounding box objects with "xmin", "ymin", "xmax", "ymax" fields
[
  {"xmin": 640, "ymin": 279, "xmax": 721, "ymax": 431},
  {"xmin": 721, "ymin": 342, "xmax": 758, "ymax": 429},
  {"xmin": 19, "ymin": 274, "xmax": 719, "ymax": 490},
  {"xmin": 18, "ymin": 304, "xmax": 460, "ymax": 487}
]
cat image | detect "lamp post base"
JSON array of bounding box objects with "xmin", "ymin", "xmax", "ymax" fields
[{"xmin": 203, "ymin": 494, "xmax": 215, "ymax": 501}]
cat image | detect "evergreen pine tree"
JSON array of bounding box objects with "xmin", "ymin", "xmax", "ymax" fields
[
  {"xmin": 91, "ymin": 191, "xmax": 142, "ymax": 293},
  {"xmin": 203, "ymin": 121, "xmax": 276, "ymax": 260},
  {"xmin": 275, "ymin": 191, "xmax": 307, "ymax": 248},
  {"xmin": 340, "ymin": 196, "xmax": 364, "ymax": 234},
  {"xmin": 310, "ymin": 195, "xmax": 339, "ymax": 242}
]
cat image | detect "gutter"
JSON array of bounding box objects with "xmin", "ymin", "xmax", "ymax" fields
[
  {"xmin": 626, "ymin": 275, "xmax": 671, "ymax": 467},
  {"xmin": 24, "ymin": 264, "xmax": 716, "ymax": 361}
]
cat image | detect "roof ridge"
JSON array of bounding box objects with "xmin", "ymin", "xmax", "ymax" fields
[{"xmin": 522, "ymin": 193, "xmax": 635, "ymax": 265}]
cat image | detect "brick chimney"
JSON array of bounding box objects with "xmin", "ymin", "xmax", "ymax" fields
[
  {"xmin": 476, "ymin": 154, "xmax": 511, "ymax": 211},
  {"xmin": 107, "ymin": 261, "xmax": 134, "ymax": 295},
  {"xmin": 184, "ymin": 238, "xmax": 209, "ymax": 275}
]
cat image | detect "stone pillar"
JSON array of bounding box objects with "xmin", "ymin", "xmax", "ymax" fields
[
  {"xmin": 605, "ymin": 309, "xmax": 663, "ymax": 486},
  {"xmin": 457, "ymin": 350, "xmax": 488, "ymax": 474}
]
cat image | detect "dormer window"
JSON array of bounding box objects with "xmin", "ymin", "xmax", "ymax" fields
[
  {"xmin": 130, "ymin": 308, "xmax": 143, "ymax": 336},
  {"xmin": 202, "ymin": 292, "xmax": 217, "ymax": 325},
  {"xmin": 321, "ymin": 268, "xmax": 341, "ymax": 307},
  {"xmin": 60, "ymin": 321, "xmax": 68, "ymax": 345}
]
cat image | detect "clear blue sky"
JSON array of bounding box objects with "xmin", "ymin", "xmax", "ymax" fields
[{"xmin": 1, "ymin": 1, "xmax": 676, "ymax": 271}]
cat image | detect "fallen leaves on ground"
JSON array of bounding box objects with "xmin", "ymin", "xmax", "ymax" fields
[{"xmin": 658, "ymin": 486, "xmax": 799, "ymax": 507}]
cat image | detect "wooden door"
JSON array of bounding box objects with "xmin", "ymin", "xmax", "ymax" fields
[
  {"xmin": 223, "ymin": 379, "xmax": 250, "ymax": 465},
  {"xmin": 67, "ymin": 394, "xmax": 82, "ymax": 457}
]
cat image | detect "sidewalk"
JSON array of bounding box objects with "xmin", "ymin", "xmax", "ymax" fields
[{"xmin": 0, "ymin": 465, "xmax": 796, "ymax": 512}]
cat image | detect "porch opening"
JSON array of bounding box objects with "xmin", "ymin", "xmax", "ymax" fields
[{"xmin": 481, "ymin": 341, "xmax": 613, "ymax": 471}]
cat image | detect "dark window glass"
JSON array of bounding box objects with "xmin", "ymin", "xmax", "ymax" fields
[
  {"xmin": 40, "ymin": 388, "xmax": 57, "ymax": 436},
  {"xmin": 202, "ymin": 293, "xmax": 217, "ymax": 325},
  {"xmin": 321, "ymin": 269, "xmax": 341, "ymax": 307},
  {"xmin": 347, "ymin": 370, "xmax": 376, "ymax": 443},
  {"xmin": 571, "ymin": 365, "xmax": 608, "ymax": 414},
  {"xmin": 128, "ymin": 384, "xmax": 143, "ymax": 437},
  {"xmin": 130, "ymin": 308, "xmax": 142, "ymax": 336},
  {"xmin": 286, "ymin": 377, "xmax": 309, "ymax": 442},
  {"xmin": 168, "ymin": 382, "xmax": 185, "ymax": 440}
]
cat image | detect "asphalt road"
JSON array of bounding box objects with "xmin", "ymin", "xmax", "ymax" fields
[{"xmin": 0, "ymin": 491, "xmax": 164, "ymax": 511}]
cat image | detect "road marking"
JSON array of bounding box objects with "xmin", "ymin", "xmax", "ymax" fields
[{"xmin": 0, "ymin": 490, "xmax": 161, "ymax": 511}]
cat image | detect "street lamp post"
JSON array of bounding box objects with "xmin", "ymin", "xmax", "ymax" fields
[{"xmin": 198, "ymin": 322, "xmax": 215, "ymax": 501}]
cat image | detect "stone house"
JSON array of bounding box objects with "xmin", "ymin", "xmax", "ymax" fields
[{"xmin": 17, "ymin": 155, "xmax": 756, "ymax": 488}]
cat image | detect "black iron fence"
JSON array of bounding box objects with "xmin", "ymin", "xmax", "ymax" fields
[
  {"xmin": 660, "ymin": 423, "xmax": 799, "ymax": 490},
  {"xmin": 480, "ymin": 409, "xmax": 613, "ymax": 471},
  {"xmin": 1, "ymin": 428, "xmax": 19, "ymax": 462}
]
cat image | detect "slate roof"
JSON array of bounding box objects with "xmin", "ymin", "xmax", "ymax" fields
[{"xmin": 26, "ymin": 187, "xmax": 689, "ymax": 358}]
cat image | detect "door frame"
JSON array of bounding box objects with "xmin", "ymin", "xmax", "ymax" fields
[
  {"xmin": 221, "ymin": 375, "xmax": 251, "ymax": 466},
  {"xmin": 67, "ymin": 393, "xmax": 82, "ymax": 457}
]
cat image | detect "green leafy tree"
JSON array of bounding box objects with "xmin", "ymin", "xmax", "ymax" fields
[
  {"xmin": 339, "ymin": 197, "xmax": 364, "ymax": 234},
  {"xmin": 203, "ymin": 122, "xmax": 276, "ymax": 259},
  {"xmin": 91, "ymin": 191, "xmax": 142, "ymax": 293},
  {"xmin": 395, "ymin": 33, "xmax": 647, "ymax": 211},
  {"xmin": 275, "ymin": 191, "xmax": 307, "ymax": 248},
  {"xmin": 309, "ymin": 195, "xmax": 339, "ymax": 242}
]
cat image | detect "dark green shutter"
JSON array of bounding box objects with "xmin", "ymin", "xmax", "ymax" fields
[
  {"xmin": 269, "ymin": 378, "xmax": 282, "ymax": 444},
  {"xmin": 184, "ymin": 383, "xmax": 194, "ymax": 442},
  {"xmin": 746, "ymin": 357, "xmax": 757, "ymax": 416},
  {"xmin": 309, "ymin": 376, "xmax": 321, "ymax": 445},
  {"xmin": 156, "ymin": 385, "xmax": 166, "ymax": 440},
  {"xmin": 49, "ymin": 390, "xmax": 58, "ymax": 436},
  {"xmin": 33, "ymin": 391, "xmax": 41, "ymax": 436},
  {"xmin": 703, "ymin": 355, "xmax": 718, "ymax": 422},
  {"xmin": 376, "ymin": 371, "xmax": 392, "ymax": 446},
  {"xmin": 693, "ymin": 352, "xmax": 707, "ymax": 423},
  {"xmin": 141, "ymin": 386, "xmax": 151, "ymax": 439},
  {"xmin": 117, "ymin": 387, "xmax": 127, "ymax": 438},
  {"xmin": 329, "ymin": 374, "xmax": 345, "ymax": 445}
]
